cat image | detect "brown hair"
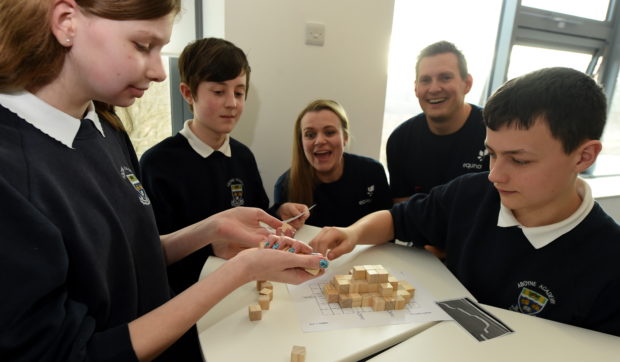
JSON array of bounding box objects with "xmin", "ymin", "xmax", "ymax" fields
[
  {"xmin": 416, "ymin": 40, "xmax": 469, "ymax": 80},
  {"xmin": 179, "ymin": 37, "xmax": 251, "ymax": 112},
  {"xmin": 288, "ymin": 99, "xmax": 350, "ymax": 205},
  {"xmin": 0, "ymin": 0, "xmax": 181, "ymax": 127},
  {"xmin": 484, "ymin": 67, "xmax": 606, "ymax": 154}
]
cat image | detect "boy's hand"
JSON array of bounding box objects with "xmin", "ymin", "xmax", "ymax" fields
[{"xmin": 309, "ymin": 226, "xmax": 356, "ymax": 260}]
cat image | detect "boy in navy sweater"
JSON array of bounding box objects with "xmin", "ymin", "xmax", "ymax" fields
[
  {"xmin": 140, "ymin": 38, "xmax": 308, "ymax": 294},
  {"xmin": 310, "ymin": 67, "xmax": 620, "ymax": 336}
]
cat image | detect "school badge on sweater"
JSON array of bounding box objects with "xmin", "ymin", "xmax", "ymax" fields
[
  {"xmin": 120, "ymin": 166, "xmax": 151, "ymax": 205},
  {"xmin": 228, "ymin": 178, "xmax": 245, "ymax": 207}
]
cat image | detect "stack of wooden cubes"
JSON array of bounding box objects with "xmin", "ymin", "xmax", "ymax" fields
[{"xmin": 322, "ymin": 265, "xmax": 415, "ymax": 311}]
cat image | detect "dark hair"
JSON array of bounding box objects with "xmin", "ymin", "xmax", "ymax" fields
[
  {"xmin": 416, "ymin": 41, "xmax": 468, "ymax": 80},
  {"xmin": 178, "ymin": 37, "xmax": 251, "ymax": 107},
  {"xmin": 484, "ymin": 67, "xmax": 607, "ymax": 153}
]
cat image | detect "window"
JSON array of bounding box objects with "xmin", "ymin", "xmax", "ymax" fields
[
  {"xmin": 116, "ymin": 56, "xmax": 173, "ymax": 158},
  {"xmin": 506, "ymin": 45, "xmax": 593, "ymax": 81}
]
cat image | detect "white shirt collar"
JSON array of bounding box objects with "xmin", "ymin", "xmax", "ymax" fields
[
  {"xmin": 0, "ymin": 91, "xmax": 104, "ymax": 149},
  {"xmin": 497, "ymin": 178, "xmax": 594, "ymax": 249},
  {"xmin": 179, "ymin": 119, "xmax": 231, "ymax": 158}
]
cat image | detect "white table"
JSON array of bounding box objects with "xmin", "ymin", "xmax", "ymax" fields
[
  {"xmin": 368, "ymin": 303, "xmax": 620, "ymax": 362},
  {"xmin": 197, "ymin": 225, "xmax": 472, "ymax": 362}
]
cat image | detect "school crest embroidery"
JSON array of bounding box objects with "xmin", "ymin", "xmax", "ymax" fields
[
  {"xmin": 227, "ymin": 178, "xmax": 245, "ymax": 207},
  {"xmin": 120, "ymin": 166, "xmax": 150, "ymax": 205},
  {"xmin": 517, "ymin": 287, "xmax": 548, "ymax": 315}
]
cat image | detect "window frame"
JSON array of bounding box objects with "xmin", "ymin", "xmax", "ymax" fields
[{"xmin": 486, "ymin": 0, "xmax": 620, "ymax": 109}]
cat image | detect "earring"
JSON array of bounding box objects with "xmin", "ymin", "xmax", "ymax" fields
[{"xmin": 66, "ymin": 38, "xmax": 71, "ymax": 43}]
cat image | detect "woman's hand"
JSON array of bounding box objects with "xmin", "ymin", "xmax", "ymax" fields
[{"xmin": 277, "ymin": 202, "xmax": 311, "ymax": 230}]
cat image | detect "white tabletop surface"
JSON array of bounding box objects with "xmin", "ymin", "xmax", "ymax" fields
[
  {"xmin": 197, "ymin": 225, "xmax": 473, "ymax": 362},
  {"xmin": 368, "ymin": 302, "xmax": 620, "ymax": 362}
]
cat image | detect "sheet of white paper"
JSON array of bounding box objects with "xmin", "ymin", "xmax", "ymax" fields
[{"xmin": 287, "ymin": 267, "xmax": 452, "ymax": 332}]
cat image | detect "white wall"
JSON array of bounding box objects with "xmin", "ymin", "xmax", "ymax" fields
[{"xmin": 220, "ymin": 0, "xmax": 394, "ymax": 201}]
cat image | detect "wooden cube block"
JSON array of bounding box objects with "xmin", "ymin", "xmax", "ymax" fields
[
  {"xmin": 394, "ymin": 296, "xmax": 406, "ymax": 310},
  {"xmin": 335, "ymin": 274, "xmax": 352, "ymax": 280},
  {"xmin": 399, "ymin": 280, "xmax": 415, "ymax": 294},
  {"xmin": 259, "ymin": 281, "xmax": 273, "ymax": 291},
  {"xmin": 354, "ymin": 280, "xmax": 369, "ymax": 293},
  {"xmin": 397, "ymin": 289, "xmax": 412, "ymax": 303},
  {"xmin": 372, "ymin": 296, "xmax": 385, "ymax": 311},
  {"xmin": 291, "ymin": 345, "xmax": 306, "ymax": 362},
  {"xmin": 340, "ymin": 294, "xmax": 353, "ymax": 308},
  {"xmin": 367, "ymin": 283, "xmax": 378, "ymax": 292},
  {"xmin": 248, "ymin": 304, "xmax": 262, "ymax": 321},
  {"xmin": 349, "ymin": 280, "xmax": 359, "ymax": 293},
  {"xmin": 388, "ymin": 276, "xmax": 399, "ymax": 289},
  {"xmin": 332, "ymin": 275, "xmax": 351, "ymax": 288},
  {"xmin": 351, "ymin": 293, "xmax": 362, "ymax": 307},
  {"xmin": 376, "ymin": 269, "xmax": 389, "ymax": 283},
  {"xmin": 366, "ymin": 269, "xmax": 380, "ymax": 283},
  {"xmin": 256, "ymin": 280, "xmax": 266, "ymax": 291},
  {"xmin": 384, "ymin": 297, "xmax": 396, "ymax": 311},
  {"xmin": 258, "ymin": 294, "xmax": 270, "ymax": 310},
  {"xmin": 362, "ymin": 294, "xmax": 374, "ymax": 307},
  {"xmin": 363, "ymin": 265, "xmax": 375, "ymax": 271},
  {"xmin": 260, "ymin": 288, "xmax": 273, "ymax": 301},
  {"xmin": 351, "ymin": 266, "xmax": 367, "ymax": 280},
  {"xmin": 279, "ymin": 222, "xmax": 295, "ymax": 236},
  {"xmin": 379, "ymin": 283, "xmax": 393, "ymax": 297},
  {"xmin": 334, "ymin": 279, "xmax": 350, "ymax": 294},
  {"xmin": 305, "ymin": 268, "xmax": 320, "ymax": 275},
  {"xmin": 323, "ymin": 284, "xmax": 339, "ymax": 303}
]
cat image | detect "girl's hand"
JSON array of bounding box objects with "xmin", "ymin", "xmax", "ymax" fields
[
  {"xmin": 229, "ymin": 240, "xmax": 328, "ymax": 285},
  {"xmin": 208, "ymin": 207, "xmax": 283, "ymax": 259}
]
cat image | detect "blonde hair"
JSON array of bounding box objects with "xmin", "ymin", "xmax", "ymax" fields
[
  {"xmin": 288, "ymin": 99, "xmax": 350, "ymax": 205},
  {"xmin": 0, "ymin": 0, "xmax": 181, "ymax": 127}
]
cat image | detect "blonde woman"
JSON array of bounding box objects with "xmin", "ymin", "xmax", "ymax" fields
[{"xmin": 274, "ymin": 99, "xmax": 391, "ymax": 227}]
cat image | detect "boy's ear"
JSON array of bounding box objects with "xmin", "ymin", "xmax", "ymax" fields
[
  {"xmin": 575, "ymin": 140, "xmax": 602, "ymax": 173},
  {"xmin": 51, "ymin": 0, "xmax": 78, "ymax": 47},
  {"xmin": 179, "ymin": 83, "xmax": 194, "ymax": 105}
]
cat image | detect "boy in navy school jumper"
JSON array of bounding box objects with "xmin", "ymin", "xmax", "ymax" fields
[
  {"xmin": 140, "ymin": 38, "xmax": 309, "ymax": 294},
  {"xmin": 309, "ymin": 67, "xmax": 620, "ymax": 336}
]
